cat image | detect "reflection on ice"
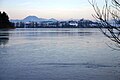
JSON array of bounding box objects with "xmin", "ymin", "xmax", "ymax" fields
[
  {"xmin": 9, "ymin": 28, "xmax": 95, "ymax": 40},
  {"xmin": 0, "ymin": 30, "xmax": 9, "ymax": 46}
]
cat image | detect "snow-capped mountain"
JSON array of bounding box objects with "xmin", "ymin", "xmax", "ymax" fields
[{"xmin": 10, "ymin": 16, "xmax": 57, "ymax": 23}]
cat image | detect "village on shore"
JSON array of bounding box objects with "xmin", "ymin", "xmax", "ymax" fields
[
  {"xmin": 10, "ymin": 16, "xmax": 99, "ymax": 28},
  {"xmin": 10, "ymin": 16, "xmax": 120, "ymax": 28}
]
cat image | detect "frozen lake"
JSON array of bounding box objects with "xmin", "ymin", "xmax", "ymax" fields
[{"xmin": 0, "ymin": 28, "xmax": 120, "ymax": 80}]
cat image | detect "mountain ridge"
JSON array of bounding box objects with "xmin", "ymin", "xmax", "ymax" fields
[{"xmin": 10, "ymin": 16, "xmax": 58, "ymax": 23}]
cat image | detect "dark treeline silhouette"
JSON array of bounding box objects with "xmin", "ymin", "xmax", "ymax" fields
[{"xmin": 0, "ymin": 11, "xmax": 15, "ymax": 29}]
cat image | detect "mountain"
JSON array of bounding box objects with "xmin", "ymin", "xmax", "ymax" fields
[
  {"xmin": 23, "ymin": 16, "xmax": 46, "ymax": 22},
  {"xmin": 48, "ymin": 18, "xmax": 58, "ymax": 22},
  {"xmin": 10, "ymin": 16, "xmax": 57, "ymax": 23},
  {"xmin": 10, "ymin": 19, "xmax": 22, "ymax": 23}
]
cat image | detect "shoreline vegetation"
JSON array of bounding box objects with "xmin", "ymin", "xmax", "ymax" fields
[
  {"xmin": 1, "ymin": 11, "xmax": 120, "ymax": 29},
  {"xmin": 11, "ymin": 16, "xmax": 120, "ymax": 28},
  {"xmin": 11, "ymin": 16, "xmax": 100, "ymax": 28},
  {"xmin": 0, "ymin": 11, "xmax": 15, "ymax": 29}
]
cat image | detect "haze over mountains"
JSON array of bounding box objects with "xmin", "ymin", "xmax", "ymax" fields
[{"xmin": 10, "ymin": 16, "xmax": 58, "ymax": 23}]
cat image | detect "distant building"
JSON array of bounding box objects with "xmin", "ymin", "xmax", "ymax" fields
[{"xmin": 68, "ymin": 20, "xmax": 78, "ymax": 27}]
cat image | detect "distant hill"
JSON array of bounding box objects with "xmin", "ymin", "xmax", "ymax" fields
[
  {"xmin": 23, "ymin": 16, "xmax": 45, "ymax": 22},
  {"xmin": 10, "ymin": 16, "xmax": 58, "ymax": 23},
  {"xmin": 10, "ymin": 19, "xmax": 21, "ymax": 23},
  {"xmin": 48, "ymin": 18, "xmax": 58, "ymax": 22}
]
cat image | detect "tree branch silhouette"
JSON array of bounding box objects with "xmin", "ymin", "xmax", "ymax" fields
[{"xmin": 89, "ymin": 0, "xmax": 120, "ymax": 49}]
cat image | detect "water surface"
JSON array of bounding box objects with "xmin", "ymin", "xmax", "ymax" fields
[{"xmin": 0, "ymin": 28, "xmax": 120, "ymax": 80}]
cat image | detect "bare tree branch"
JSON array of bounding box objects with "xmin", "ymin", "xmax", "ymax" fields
[{"xmin": 89, "ymin": 0, "xmax": 120, "ymax": 49}]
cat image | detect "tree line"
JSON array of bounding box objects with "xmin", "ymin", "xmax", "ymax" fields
[{"xmin": 0, "ymin": 11, "xmax": 15, "ymax": 29}]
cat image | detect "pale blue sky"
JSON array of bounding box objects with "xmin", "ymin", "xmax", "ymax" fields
[{"xmin": 0, "ymin": 0, "xmax": 105, "ymax": 20}]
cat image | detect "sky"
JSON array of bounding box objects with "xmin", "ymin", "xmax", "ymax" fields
[{"xmin": 0, "ymin": 0, "xmax": 105, "ymax": 20}]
